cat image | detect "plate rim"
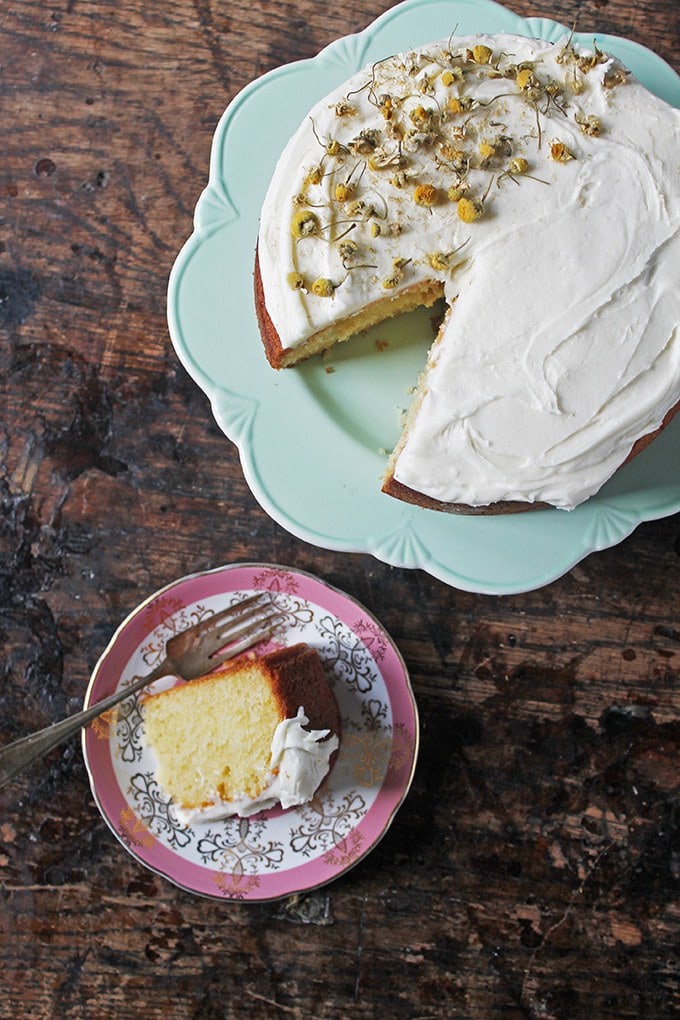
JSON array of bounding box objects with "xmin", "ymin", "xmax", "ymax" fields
[{"xmin": 82, "ymin": 561, "xmax": 420, "ymax": 902}]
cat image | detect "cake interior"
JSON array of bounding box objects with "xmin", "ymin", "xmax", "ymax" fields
[
  {"xmin": 257, "ymin": 257, "xmax": 444, "ymax": 369},
  {"xmin": 143, "ymin": 659, "xmax": 284, "ymax": 809}
]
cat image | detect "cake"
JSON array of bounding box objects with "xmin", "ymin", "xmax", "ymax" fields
[
  {"xmin": 255, "ymin": 32, "xmax": 680, "ymax": 512},
  {"xmin": 141, "ymin": 643, "xmax": 340, "ymax": 822}
]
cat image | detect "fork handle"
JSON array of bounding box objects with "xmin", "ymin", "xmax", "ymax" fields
[{"xmin": 0, "ymin": 662, "xmax": 170, "ymax": 789}]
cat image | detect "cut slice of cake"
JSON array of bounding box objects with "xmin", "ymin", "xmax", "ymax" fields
[
  {"xmin": 255, "ymin": 32, "xmax": 680, "ymax": 512},
  {"xmin": 141, "ymin": 643, "xmax": 340, "ymax": 823}
]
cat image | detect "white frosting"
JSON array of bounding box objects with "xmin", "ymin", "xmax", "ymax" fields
[
  {"xmin": 258, "ymin": 34, "xmax": 680, "ymax": 509},
  {"xmin": 173, "ymin": 707, "xmax": 339, "ymax": 824}
]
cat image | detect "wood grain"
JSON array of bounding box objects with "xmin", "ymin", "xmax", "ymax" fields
[{"xmin": 1, "ymin": 2, "xmax": 679, "ymax": 1018}]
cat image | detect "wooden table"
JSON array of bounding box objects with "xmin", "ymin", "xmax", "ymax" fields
[{"xmin": 1, "ymin": 1, "xmax": 679, "ymax": 1016}]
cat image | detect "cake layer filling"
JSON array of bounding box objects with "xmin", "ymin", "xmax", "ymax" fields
[{"xmin": 257, "ymin": 34, "xmax": 680, "ymax": 509}]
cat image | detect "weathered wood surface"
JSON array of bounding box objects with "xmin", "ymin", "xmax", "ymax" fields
[{"xmin": 1, "ymin": 1, "xmax": 679, "ymax": 1017}]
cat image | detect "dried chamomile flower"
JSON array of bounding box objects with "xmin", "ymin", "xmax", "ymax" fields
[
  {"xmin": 413, "ymin": 183, "xmax": 439, "ymax": 207},
  {"xmin": 499, "ymin": 157, "xmax": 549, "ymax": 188},
  {"xmin": 457, "ymin": 196, "xmax": 484, "ymax": 222},
  {"xmin": 576, "ymin": 113, "xmax": 601, "ymax": 136},
  {"xmin": 555, "ymin": 40, "xmax": 576, "ymax": 66},
  {"xmin": 304, "ymin": 164, "xmax": 324, "ymax": 187},
  {"xmin": 516, "ymin": 67, "xmax": 537, "ymax": 91},
  {"xmin": 565, "ymin": 68, "xmax": 585, "ymax": 95},
  {"xmin": 349, "ymin": 129, "xmax": 381, "ymax": 154},
  {"xmin": 293, "ymin": 192, "xmax": 309, "ymax": 206},
  {"xmin": 440, "ymin": 145, "xmax": 469, "ymax": 174},
  {"xmin": 440, "ymin": 56, "xmax": 465, "ymax": 78},
  {"xmin": 335, "ymin": 99, "xmax": 356, "ymax": 116},
  {"xmin": 507, "ymin": 156, "xmax": 529, "ymax": 175},
  {"xmin": 368, "ymin": 145, "xmax": 407, "ymax": 171},
  {"xmin": 439, "ymin": 141, "xmax": 459, "ymax": 161},
  {"xmin": 359, "ymin": 194, "xmax": 388, "ymax": 220},
  {"xmin": 382, "ymin": 257, "xmax": 411, "ymax": 290},
  {"xmin": 370, "ymin": 221, "xmax": 381, "ymax": 237},
  {"xmin": 291, "ymin": 209, "xmax": 320, "ymax": 239},
  {"xmin": 550, "ymin": 140, "xmax": 575, "ymax": 163},
  {"xmin": 479, "ymin": 139, "xmax": 496, "ymax": 160},
  {"xmin": 402, "ymin": 52, "xmax": 423, "ymax": 76},
  {"xmin": 342, "ymin": 193, "xmax": 383, "ymax": 224},
  {"xmin": 495, "ymin": 135, "xmax": 514, "ymax": 158},
  {"xmin": 390, "ymin": 169, "xmax": 413, "ymax": 189},
  {"xmin": 440, "ymin": 70, "xmax": 456, "ymax": 86},
  {"xmin": 334, "ymin": 181, "xmax": 357, "ymax": 202},
  {"xmin": 603, "ymin": 66, "xmax": 628, "ymax": 89},
  {"xmin": 387, "ymin": 221, "xmax": 402, "ymax": 236},
  {"xmin": 410, "ymin": 104, "xmax": 436, "ymax": 128},
  {"xmin": 417, "ymin": 74, "xmax": 436, "ymax": 96},
  {"xmin": 578, "ymin": 42, "xmax": 608, "ymax": 72},
  {"xmin": 320, "ymin": 135, "xmax": 347, "ymax": 157},
  {"xmin": 427, "ymin": 251, "xmax": 451, "ymax": 271},
  {"xmin": 448, "ymin": 95, "xmax": 473, "ymax": 115},
  {"xmin": 426, "ymin": 242, "xmax": 468, "ymax": 272},
  {"xmin": 497, "ymin": 157, "xmax": 529, "ymax": 186},
  {"xmin": 403, "ymin": 129, "xmax": 438, "ymax": 153},
  {"xmin": 287, "ymin": 271, "xmax": 306, "ymax": 290},
  {"xmin": 311, "ymin": 277, "xmax": 336, "ymax": 297},
  {"xmin": 338, "ymin": 239, "xmax": 358, "ymax": 260},
  {"xmin": 447, "ymin": 183, "xmax": 468, "ymax": 202},
  {"xmin": 378, "ymin": 94, "xmax": 396, "ymax": 120},
  {"xmin": 472, "ymin": 44, "xmax": 493, "ymax": 65},
  {"xmin": 448, "ymin": 125, "xmax": 469, "ymax": 145},
  {"xmin": 310, "ymin": 120, "xmax": 344, "ymax": 158},
  {"xmin": 350, "ymin": 196, "xmax": 383, "ymax": 219}
]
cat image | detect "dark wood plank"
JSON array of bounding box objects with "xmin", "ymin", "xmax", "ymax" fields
[{"xmin": 1, "ymin": 2, "xmax": 679, "ymax": 1018}]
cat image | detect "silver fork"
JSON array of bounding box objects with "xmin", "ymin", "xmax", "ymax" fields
[{"xmin": 0, "ymin": 591, "xmax": 281, "ymax": 789}]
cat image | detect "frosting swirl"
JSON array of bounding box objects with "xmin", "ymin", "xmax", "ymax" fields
[{"xmin": 172, "ymin": 707, "xmax": 338, "ymax": 823}]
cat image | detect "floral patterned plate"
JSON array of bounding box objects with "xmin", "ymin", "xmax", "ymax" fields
[{"xmin": 82, "ymin": 563, "xmax": 418, "ymax": 901}]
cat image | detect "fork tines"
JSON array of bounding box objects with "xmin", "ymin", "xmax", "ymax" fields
[{"xmin": 209, "ymin": 592, "xmax": 280, "ymax": 644}]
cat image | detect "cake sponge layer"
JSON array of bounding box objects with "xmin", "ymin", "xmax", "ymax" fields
[{"xmin": 142, "ymin": 643, "xmax": 340, "ymax": 816}]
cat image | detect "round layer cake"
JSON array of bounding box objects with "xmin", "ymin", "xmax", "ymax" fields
[{"xmin": 255, "ymin": 33, "xmax": 680, "ymax": 512}]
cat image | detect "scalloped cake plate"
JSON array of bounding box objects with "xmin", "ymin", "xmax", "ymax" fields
[
  {"xmin": 167, "ymin": 0, "xmax": 680, "ymax": 595},
  {"xmin": 82, "ymin": 563, "xmax": 418, "ymax": 901}
]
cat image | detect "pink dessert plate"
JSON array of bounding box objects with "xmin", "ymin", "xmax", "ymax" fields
[{"xmin": 82, "ymin": 563, "xmax": 418, "ymax": 901}]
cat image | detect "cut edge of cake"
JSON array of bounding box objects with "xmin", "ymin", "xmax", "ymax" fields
[
  {"xmin": 255, "ymin": 248, "xmax": 444, "ymax": 369},
  {"xmin": 141, "ymin": 642, "xmax": 341, "ymax": 823}
]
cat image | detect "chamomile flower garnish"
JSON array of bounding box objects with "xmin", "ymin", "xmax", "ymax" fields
[
  {"xmin": 413, "ymin": 183, "xmax": 440, "ymax": 208},
  {"xmin": 290, "ymin": 209, "xmax": 320, "ymax": 239}
]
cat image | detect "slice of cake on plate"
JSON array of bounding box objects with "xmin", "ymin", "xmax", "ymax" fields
[{"xmin": 142, "ymin": 643, "xmax": 340, "ymax": 823}]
